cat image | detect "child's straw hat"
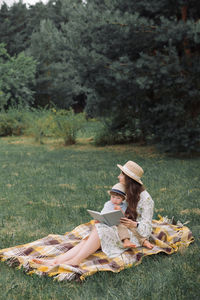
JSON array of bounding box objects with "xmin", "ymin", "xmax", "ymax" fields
[
  {"xmin": 108, "ymin": 183, "xmax": 126, "ymax": 197},
  {"xmin": 117, "ymin": 161, "xmax": 144, "ymax": 185}
]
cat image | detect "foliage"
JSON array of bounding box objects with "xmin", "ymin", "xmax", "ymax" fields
[
  {"xmin": 28, "ymin": 17, "xmax": 83, "ymax": 108},
  {"xmin": 0, "ymin": 1, "xmax": 29, "ymax": 56},
  {"xmin": 135, "ymin": 45, "xmax": 200, "ymax": 153},
  {"xmin": 0, "ymin": 1, "xmax": 49, "ymax": 56},
  {"xmin": 0, "ymin": 108, "xmax": 28, "ymax": 136},
  {"xmin": 24, "ymin": 108, "xmax": 54, "ymax": 143},
  {"xmin": 0, "ymin": 43, "xmax": 36, "ymax": 108},
  {"xmin": 0, "ymin": 107, "xmax": 86, "ymax": 145},
  {"xmin": 0, "ymin": 0, "xmax": 200, "ymax": 153},
  {"xmin": 52, "ymin": 109, "xmax": 86, "ymax": 145},
  {"xmin": 94, "ymin": 118, "xmax": 142, "ymax": 146},
  {"xmin": 25, "ymin": 108, "xmax": 86, "ymax": 145},
  {"xmin": 64, "ymin": 0, "xmax": 200, "ymax": 153}
]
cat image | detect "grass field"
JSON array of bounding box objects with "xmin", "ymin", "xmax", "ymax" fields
[{"xmin": 0, "ymin": 123, "xmax": 199, "ymax": 300}]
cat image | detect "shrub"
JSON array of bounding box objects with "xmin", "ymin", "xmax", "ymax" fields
[
  {"xmin": 24, "ymin": 109, "xmax": 57, "ymax": 144},
  {"xmin": 0, "ymin": 109, "xmax": 28, "ymax": 136},
  {"xmin": 52, "ymin": 109, "xmax": 86, "ymax": 145},
  {"xmin": 94, "ymin": 117, "xmax": 142, "ymax": 146},
  {"xmin": 0, "ymin": 108, "xmax": 86, "ymax": 145}
]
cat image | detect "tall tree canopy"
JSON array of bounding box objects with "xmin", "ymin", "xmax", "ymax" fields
[
  {"xmin": 60, "ymin": 0, "xmax": 200, "ymax": 151},
  {"xmin": 0, "ymin": 0, "xmax": 199, "ymax": 152}
]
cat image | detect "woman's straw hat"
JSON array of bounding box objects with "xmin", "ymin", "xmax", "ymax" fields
[
  {"xmin": 117, "ymin": 161, "xmax": 144, "ymax": 185},
  {"xmin": 108, "ymin": 183, "xmax": 126, "ymax": 197}
]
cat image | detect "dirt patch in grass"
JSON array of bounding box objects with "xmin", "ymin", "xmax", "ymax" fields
[
  {"xmin": 180, "ymin": 208, "xmax": 200, "ymax": 215},
  {"xmin": 58, "ymin": 183, "xmax": 76, "ymax": 190},
  {"xmin": 2, "ymin": 136, "xmax": 36, "ymax": 145}
]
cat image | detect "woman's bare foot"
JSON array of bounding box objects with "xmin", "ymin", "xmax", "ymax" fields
[
  {"xmin": 142, "ymin": 240, "xmax": 154, "ymax": 249},
  {"xmin": 123, "ymin": 239, "xmax": 137, "ymax": 248},
  {"xmin": 32, "ymin": 258, "xmax": 58, "ymax": 266},
  {"xmin": 62, "ymin": 258, "xmax": 81, "ymax": 267}
]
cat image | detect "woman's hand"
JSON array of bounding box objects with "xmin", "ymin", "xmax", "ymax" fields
[{"xmin": 120, "ymin": 218, "xmax": 137, "ymax": 229}]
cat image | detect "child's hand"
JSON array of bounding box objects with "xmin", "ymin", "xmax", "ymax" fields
[{"xmin": 114, "ymin": 205, "xmax": 121, "ymax": 210}]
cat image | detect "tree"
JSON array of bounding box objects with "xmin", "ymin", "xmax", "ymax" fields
[
  {"xmin": 63, "ymin": 0, "xmax": 200, "ymax": 152},
  {"xmin": 0, "ymin": 1, "xmax": 29, "ymax": 56},
  {"xmin": 0, "ymin": 0, "xmax": 49, "ymax": 56},
  {"xmin": 28, "ymin": 18, "xmax": 82, "ymax": 108},
  {"xmin": 0, "ymin": 44, "xmax": 36, "ymax": 109}
]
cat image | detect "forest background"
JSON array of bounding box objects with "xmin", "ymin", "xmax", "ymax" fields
[{"xmin": 0, "ymin": 0, "xmax": 200, "ymax": 153}]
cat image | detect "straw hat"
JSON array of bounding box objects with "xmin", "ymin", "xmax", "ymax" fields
[
  {"xmin": 117, "ymin": 161, "xmax": 144, "ymax": 185},
  {"xmin": 108, "ymin": 183, "xmax": 126, "ymax": 197}
]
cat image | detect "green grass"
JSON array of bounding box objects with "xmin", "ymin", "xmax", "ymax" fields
[{"xmin": 0, "ymin": 128, "xmax": 199, "ymax": 300}]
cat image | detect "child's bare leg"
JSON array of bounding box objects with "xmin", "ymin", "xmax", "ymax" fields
[
  {"xmin": 33, "ymin": 239, "xmax": 87, "ymax": 265},
  {"xmin": 122, "ymin": 238, "xmax": 136, "ymax": 248},
  {"xmin": 142, "ymin": 239, "xmax": 154, "ymax": 249},
  {"xmin": 63, "ymin": 227, "xmax": 101, "ymax": 266}
]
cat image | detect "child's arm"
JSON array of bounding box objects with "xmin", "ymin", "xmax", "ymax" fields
[{"xmin": 114, "ymin": 205, "xmax": 125, "ymax": 215}]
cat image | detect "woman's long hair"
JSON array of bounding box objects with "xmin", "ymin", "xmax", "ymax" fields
[{"xmin": 123, "ymin": 172, "xmax": 145, "ymax": 220}]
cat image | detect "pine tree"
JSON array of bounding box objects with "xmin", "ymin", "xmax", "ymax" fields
[
  {"xmin": 64, "ymin": 0, "xmax": 200, "ymax": 152},
  {"xmin": 29, "ymin": 17, "xmax": 81, "ymax": 108},
  {"xmin": 0, "ymin": 0, "xmax": 49, "ymax": 56},
  {"xmin": 0, "ymin": 1, "xmax": 29, "ymax": 56}
]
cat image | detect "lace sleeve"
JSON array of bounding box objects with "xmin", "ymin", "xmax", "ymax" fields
[{"xmin": 137, "ymin": 195, "xmax": 154, "ymax": 238}]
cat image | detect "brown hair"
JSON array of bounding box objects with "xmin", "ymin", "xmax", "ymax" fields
[
  {"xmin": 123, "ymin": 172, "xmax": 145, "ymax": 220},
  {"xmin": 110, "ymin": 191, "xmax": 125, "ymax": 200}
]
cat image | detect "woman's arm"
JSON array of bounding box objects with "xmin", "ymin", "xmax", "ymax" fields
[
  {"xmin": 120, "ymin": 218, "xmax": 138, "ymax": 228},
  {"xmin": 120, "ymin": 194, "xmax": 154, "ymax": 238},
  {"xmin": 136, "ymin": 195, "xmax": 154, "ymax": 238}
]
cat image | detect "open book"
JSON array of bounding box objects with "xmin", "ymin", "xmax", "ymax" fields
[{"xmin": 87, "ymin": 209, "xmax": 124, "ymax": 226}]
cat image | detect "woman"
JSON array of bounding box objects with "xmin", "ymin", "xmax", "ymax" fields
[{"xmin": 34, "ymin": 160, "xmax": 154, "ymax": 266}]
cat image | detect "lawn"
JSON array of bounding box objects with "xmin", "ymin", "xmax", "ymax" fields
[{"xmin": 0, "ymin": 126, "xmax": 199, "ymax": 300}]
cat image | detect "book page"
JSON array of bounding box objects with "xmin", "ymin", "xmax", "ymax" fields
[
  {"xmin": 87, "ymin": 210, "xmax": 105, "ymax": 223},
  {"xmin": 103, "ymin": 210, "xmax": 124, "ymax": 226},
  {"xmin": 87, "ymin": 209, "xmax": 124, "ymax": 226}
]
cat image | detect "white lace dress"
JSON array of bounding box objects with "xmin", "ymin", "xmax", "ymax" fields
[{"xmin": 95, "ymin": 190, "xmax": 154, "ymax": 258}]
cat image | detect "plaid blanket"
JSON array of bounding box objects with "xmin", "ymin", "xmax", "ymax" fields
[{"xmin": 0, "ymin": 216, "xmax": 194, "ymax": 282}]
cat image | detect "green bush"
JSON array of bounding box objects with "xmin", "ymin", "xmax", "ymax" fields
[
  {"xmin": 0, "ymin": 109, "xmax": 28, "ymax": 136},
  {"xmin": 52, "ymin": 109, "xmax": 86, "ymax": 145},
  {"xmin": 24, "ymin": 109, "xmax": 55, "ymax": 143},
  {"xmin": 94, "ymin": 117, "xmax": 142, "ymax": 146},
  {"xmin": 0, "ymin": 109, "xmax": 86, "ymax": 146}
]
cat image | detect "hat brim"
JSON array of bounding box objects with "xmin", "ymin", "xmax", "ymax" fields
[
  {"xmin": 108, "ymin": 188, "xmax": 126, "ymax": 197},
  {"xmin": 117, "ymin": 164, "xmax": 143, "ymax": 185}
]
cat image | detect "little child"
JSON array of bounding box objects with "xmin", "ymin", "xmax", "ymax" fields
[{"xmin": 101, "ymin": 183, "xmax": 149, "ymax": 249}]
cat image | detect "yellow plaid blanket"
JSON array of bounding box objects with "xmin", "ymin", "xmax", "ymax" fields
[{"xmin": 0, "ymin": 216, "xmax": 194, "ymax": 282}]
